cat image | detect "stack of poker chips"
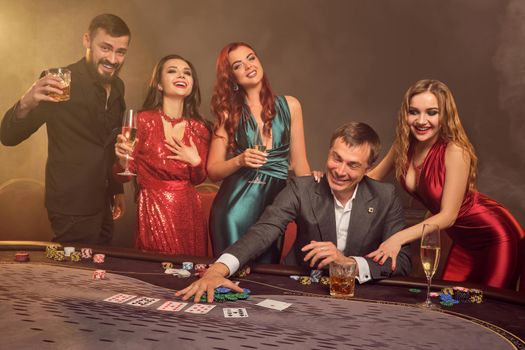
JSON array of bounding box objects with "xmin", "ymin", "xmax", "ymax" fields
[
  {"xmin": 292, "ymin": 270, "xmax": 330, "ymax": 286},
  {"xmin": 70, "ymin": 251, "xmax": 81, "ymax": 262},
  {"xmin": 46, "ymin": 244, "xmax": 61, "ymax": 259},
  {"xmin": 182, "ymin": 261, "xmax": 194, "ymax": 270},
  {"xmin": 438, "ymin": 286, "xmax": 484, "ymax": 306},
  {"xmin": 81, "ymin": 248, "xmax": 93, "ymax": 259},
  {"xmin": 233, "ymin": 265, "xmax": 251, "ymax": 278},
  {"xmin": 469, "ymin": 289, "xmax": 483, "ymax": 304},
  {"xmin": 195, "ymin": 264, "xmax": 208, "ymax": 277},
  {"xmin": 194, "ymin": 287, "xmax": 251, "ymax": 303},
  {"xmin": 45, "ymin": 244, "xmax": 84, "ymax": 263},
  {"xmin": 439, "ymin": 293, "xmax": 460, "ymax": 306},
  {"xmin": 310, "ymin": 269, "xmax": 323, "ymax": 283},
  {"xmin": 161, "ymin": 262, "xmax": 174, "ymax": 270},
  {"xmin": 14, "ymin": 252, "xmax": 30, "ymax": 262},
  {"xmin": 54, "ymin": 250, "xmax": 66, "ymax": 261},
  {"xmin": 63, "ymin": 246, "xmax": 75, "ymax": 257}
]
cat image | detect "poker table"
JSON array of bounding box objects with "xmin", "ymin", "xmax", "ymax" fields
[{"xmin": 1, "ymin": 241, "xmax": 524, "ymax": 350}]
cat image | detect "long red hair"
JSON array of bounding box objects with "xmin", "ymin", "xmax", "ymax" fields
[{"xmin": 211, "ymin": 42, "xmax": 275, "ymax": 151}]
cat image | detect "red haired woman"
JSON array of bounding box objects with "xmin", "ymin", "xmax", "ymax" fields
[
  {"xmin": 368, "ymin": 79, "xmax": 524, "ymax": 291},
  {"xmin": 115, "ymin": 54, "xmax": 210, "ymax": 256},
  {"xmin": 208, "ymin": 42, "xmax": 312, "ymax": 263}
]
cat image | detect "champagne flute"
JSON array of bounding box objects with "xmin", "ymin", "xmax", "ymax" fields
[
  {"xmin": 418, "ymin": 224, "xmax": 441, "ymax": 309},
  {"xmin": 117, "ymin": 109, "xmax": 138, "ymax": 176},
  {"xmin": 248, "ymin": 123, "xmax": 267, "ymax": 185}
]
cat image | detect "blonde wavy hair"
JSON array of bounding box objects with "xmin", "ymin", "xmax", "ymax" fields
[{"xmin": 393, "ymin": 79, "xmax": 478, "ymax": 191}]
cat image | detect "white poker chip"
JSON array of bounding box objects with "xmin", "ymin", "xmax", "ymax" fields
[
  {"xmin": 173, "ymin": 269, "xmax": 191, "ymax": 278},
  {"xmin": 165, "ymin": 268, "xmax": 191, "ymax": 278},
  {"xmin": 63, "ymin": 247, "xmax": 75, "ymax": 257}
]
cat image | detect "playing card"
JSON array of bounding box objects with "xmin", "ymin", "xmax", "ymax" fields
[
  {"xmin": 157, "ymin": 301, "xmax": 187, "ymax": 312},
  {"xmin": 127, "ymin": 296, "xmax": 161, "ymax": 307},
  {"xmin": 104, "ymin": 293, "xmax": 137, "ymax": 304},
  {"xmin": 256, "ymin": 299, "xmax": 292, "ymax": 311},
  {"xmin": 223, "ymin": 307, "xmax": 248, "ymax": 318},
  {"xmin": 184, "ymin": 304, "xmax": 216, "ymax": 314}
]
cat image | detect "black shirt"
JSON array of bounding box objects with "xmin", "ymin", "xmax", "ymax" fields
[{"xmin": 0, "ymin": 58, "xmax": 126, "ymax": 215}]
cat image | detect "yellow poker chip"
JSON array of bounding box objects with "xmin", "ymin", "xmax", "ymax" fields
[
  {"xmin": 161, "ymin": 262, "xmax": 174, "ymax": 270},
  {"xmin": 70, "ymin": 252, "xmax": 81, "ymax": 262},
  {"xmin": 441, "ymin": 287, "xmax": 454, "ymax": 295},
  {"xmin": 299, "ymin": 277, "xmax": 312, "ymax": 285}
]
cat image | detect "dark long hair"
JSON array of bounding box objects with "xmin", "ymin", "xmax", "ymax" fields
[
  {"xmin": 141, "ymin": 54, "xmax": 205, "ymax": 124},
  {"xmin": 211, "ymin": 42, "xmax": 275, "ymax": 151}
]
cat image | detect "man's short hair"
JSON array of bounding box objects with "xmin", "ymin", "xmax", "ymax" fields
[
  {"xmin": 88, "ymin": 14, "xmax": 130, "ymax": 39},
  {"xmin": 329, "ymin": 122, "xmax": 381, "ymax": 166}
]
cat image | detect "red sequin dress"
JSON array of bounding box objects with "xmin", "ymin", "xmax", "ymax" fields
[
  {"xmin": 129, "ymin": 110, "xmax": 210, "ymax": 256},
  {"xmin": 401, "ymin": 140, "xmax": 524, "ymax": 291}
]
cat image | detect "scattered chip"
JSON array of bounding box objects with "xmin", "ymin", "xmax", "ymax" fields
[
  {"xmin": 93, "ymin": 254, "xmax": 105, "ymax": 263},
  {"xmin": 14, "ymin": 252, "xmax": 29, "ymax": 262}
]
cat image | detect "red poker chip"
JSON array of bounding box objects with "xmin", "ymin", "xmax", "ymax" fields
[{"xmin": 14, "ymin": 252, "xmax": 30, "ymax": 262}]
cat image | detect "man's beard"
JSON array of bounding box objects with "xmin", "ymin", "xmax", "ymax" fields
[{"xmin": 87, "ymin": 54, "xmax": 122, "ymax": 84}]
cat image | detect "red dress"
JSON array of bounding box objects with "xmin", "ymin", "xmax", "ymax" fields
[
  {"xmin": 129, "ymin": 110, "xmax": 210, "ymax": 256},
  {"xmin": 401, "ymin": 140, "xmax": 524, "ymax": 291}
]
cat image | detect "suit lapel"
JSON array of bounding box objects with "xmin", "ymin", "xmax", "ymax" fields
[
  {"xmin": 311, "ymin": 177, "xmax": 337, "ymax": 245},
  {"xmin": 345, "ymin": 178, "xmax": 377, "ymax": 256}
]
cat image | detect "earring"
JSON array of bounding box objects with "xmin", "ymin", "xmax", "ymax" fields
[{"xmin": 233, "ymin": 83, "xmax": 239, "ymax": 92}]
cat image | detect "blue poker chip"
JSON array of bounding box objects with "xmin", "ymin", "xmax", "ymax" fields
[
  {"xmin": 215, "ymin": 287, "xmax": 231, "ymax": 294},
  {"xmin": 439, "ymin": 294, "xmax": 459, "ymax": 304},
  {"xmin": 242, "ymin": 288, "xmax": 251, "ymax": 294}
]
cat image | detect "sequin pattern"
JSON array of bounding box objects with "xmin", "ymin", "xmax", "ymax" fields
[{"xmin": 130, "ymin": 110, "xmax": 210, "ymax": 255}]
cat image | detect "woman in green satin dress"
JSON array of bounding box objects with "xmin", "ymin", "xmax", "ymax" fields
[{"xmin": 208, "ymin": 42, "xmax": 313, "ymax": 263}]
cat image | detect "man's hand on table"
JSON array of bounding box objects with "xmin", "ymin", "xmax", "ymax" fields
[
  {"xmin": 302, "ymin": 240, "xmax": 357, "ymax": 270},
  {"xmin": 175, "ymin": 263, "xmax": 244, "ymax": 303}
]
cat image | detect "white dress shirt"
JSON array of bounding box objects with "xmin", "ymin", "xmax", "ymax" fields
[
  {"xmin": 217, "ymin": 183, "xmax": 372, "ymax": 283},
  {"xmin": 332, "ymin": 184, "xmax": 372, "ymax": 283}
]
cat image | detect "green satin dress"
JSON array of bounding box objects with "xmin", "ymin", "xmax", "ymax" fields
[{"xmin": 210, "ymin": 96, "xmax": 291, "ymax": 263}]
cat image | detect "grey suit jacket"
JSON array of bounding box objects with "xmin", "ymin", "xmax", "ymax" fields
[{"xmin": 224, "ymin": 175, "xmax": 411, "ymax": 280}]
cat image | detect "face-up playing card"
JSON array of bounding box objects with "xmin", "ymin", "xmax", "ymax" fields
[
  {"xmin": 223, "ymin": 307, "xmax": 248, "ymax": 318},
  {"xmin": 184, "ymin": 304, "xmax": 216, "ymax": 314},
  {"xmin": 256, "ymin": 299, "xmax": 292, "ymax": 311},
  {"xmin": 127, "ymin": 296, "xmax": 161, "ymax": 307},
  {"xmin": 104, "ymin": 293, "xmax": 137, "ymax": 304},
  {"xmin": 157, "ymin": 301, "xmax": 187, "ymax": 312}
]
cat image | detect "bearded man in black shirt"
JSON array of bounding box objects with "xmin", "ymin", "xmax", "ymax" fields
[{"xmin": 1, "ymin": 14, "xmax": 131, "ymax": 245}]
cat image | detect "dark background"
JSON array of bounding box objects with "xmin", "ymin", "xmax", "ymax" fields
[{"xmin": 0, "ymin": 0, "xmax": 523, "ymax": 247}]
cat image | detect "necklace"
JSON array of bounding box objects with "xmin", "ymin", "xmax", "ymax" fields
[{"xmin": 160, "ymin": 110, "xmax": 183, "ymax": 127}]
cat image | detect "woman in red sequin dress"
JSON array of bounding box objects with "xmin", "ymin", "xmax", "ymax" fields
[
  {"xmin": 115, "ymin": 54, "xmax": 210, "ymax": 255},
  {"xmin": 368, "ymin": 79, "xmax": 524, "ymax": 291}
]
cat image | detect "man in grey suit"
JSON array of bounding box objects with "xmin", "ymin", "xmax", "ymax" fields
[{"xmin": 177, "ymin": 122, "xmax": 411, "ymax": 302}]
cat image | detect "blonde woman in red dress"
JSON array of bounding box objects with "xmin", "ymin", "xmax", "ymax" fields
[
  {"xmin": 368, "ymin": 79, "xmax": 524, "ymax": 292},
  {"xmin": 116, "ymin": 54, "xmax": 210, "ymax": 255}
]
